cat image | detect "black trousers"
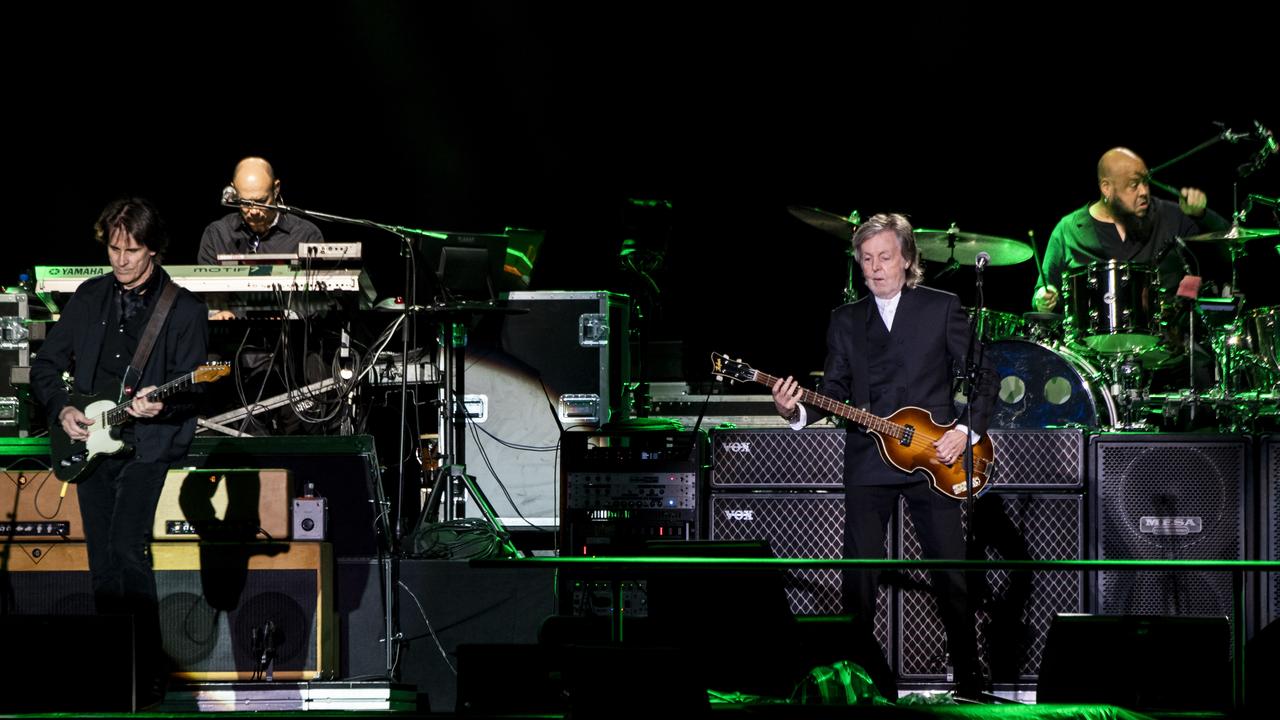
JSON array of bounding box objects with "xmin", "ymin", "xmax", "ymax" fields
[
  {"xmin": 77, "ymin": 456, "xmax": 169, "ymax": 681},
  {"xmin": 842, "ymin": 479, "xmax": 978, "ymax": 676}
]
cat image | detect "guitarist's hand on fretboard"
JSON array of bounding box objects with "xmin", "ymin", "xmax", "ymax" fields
[
  {"xmin": 58, "ymin": 405, "xmax": 94, "ymax": 441},
  {"xmin": 125, "ymin": 385, "xmax": 164, "ymax": 419},
  {"xmin": 771, "ymin": 375, "xmax": 803, "ymax": 422}
]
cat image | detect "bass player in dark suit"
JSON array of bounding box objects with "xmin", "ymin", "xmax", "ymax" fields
[
  {"xmin": 772, "ymin": 212, "xmax": 997, "ymax": 698},
  {"xmin": 31, "ymin": 197, "xmax": 208, "ymax": 707}
]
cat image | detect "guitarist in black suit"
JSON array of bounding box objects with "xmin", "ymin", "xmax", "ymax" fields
[
  {"xmin": 772, "ymin": 212, "xmax": 996, "ymax": 698},
  {"xmin": 31, "ymin": 197, "xmax": 208, "ymax": 707}
]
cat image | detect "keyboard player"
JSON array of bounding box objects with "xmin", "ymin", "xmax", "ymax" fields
[
  {"xmin": 198, "ymin": 157, "xmax": 324, "ymax": 317},
  {"xmin": 199, "ymin": 156, "xmax": 323, "ymax": 264}
]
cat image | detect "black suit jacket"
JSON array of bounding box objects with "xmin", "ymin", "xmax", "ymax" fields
[
  {"xmin": 31, "ymin": 266, "xmax": 209, "ymax": 465},
  {"xmin": 806, "ymin": 285, "xmax": 996, "ymax": 486}
]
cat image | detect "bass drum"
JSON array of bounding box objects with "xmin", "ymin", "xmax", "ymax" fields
[{"xmin": 984, "ymin": 339, "xmax": 1115, "ymax": 429}]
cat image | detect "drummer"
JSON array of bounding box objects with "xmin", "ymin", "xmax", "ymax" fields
[{"xmin": 1032, "ymin": 147, "xmax": 1229, "ymax": 312}]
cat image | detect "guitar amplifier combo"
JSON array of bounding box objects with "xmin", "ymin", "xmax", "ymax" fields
[
  {"xmin": 3, "ymin": 541, "xmax": 336, "ymax": 681},
  {"xmin": 154, "ymin": 468, "xmax": 293, "ymax": 541},
  {"xmin": 0, "ymin": 467, "xmax": 81, "ymax": 540},
  {"xmin": 1, "ymin": 467, "xmax": 294, "ymax": 542}
]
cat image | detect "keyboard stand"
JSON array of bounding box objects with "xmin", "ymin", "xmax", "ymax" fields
[{"xmin": 197, "ymin": 377, "xmax": 341, "ymax": 437}]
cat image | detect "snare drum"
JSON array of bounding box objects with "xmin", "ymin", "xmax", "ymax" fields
[
  {"xmin": 970, "ymin": 308, "xmax": 1026, "ymax": 343},
  {"xmin": 1062, "ymin": 260, "xmax": 1160, "ymax": 353},
  {"xmin": 983, "ymin": 339, "xmax": 1116, "ymax": 429}
]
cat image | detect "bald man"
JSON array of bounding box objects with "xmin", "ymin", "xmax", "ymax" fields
[
  {"xmin": 1033, "ymin": 147, "xmax": 1227, "ymax": 312},
  {"xmin": 197, "ymin": 157, "xmax": 324, "ymax": 265}
]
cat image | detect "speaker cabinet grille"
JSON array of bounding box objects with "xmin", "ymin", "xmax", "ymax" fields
[
  {"xmin": 2, "ymin": 542, "xmax": 335, "ymax": 680},
  {"xmin": 1265, "ymin": 436, "xmax": 1280, "ymax": 626},
  {"xmin": 987, "ymin": 429, "xmax": 1084, "ymax": 489},
  {"xmin": 896, "ymin": 493, "xmax": 1085, "ymax": 681},
  {"xmin": 710, "ymin": 429, "xmax": 844, "ymax": 488},
  {"xmin": 1092, "ymin": 435, "xmax": 1246, "ymax": 622},
  {"xmin": 707, "ymin": 493, "xmax": 890, "ymax": 656}
]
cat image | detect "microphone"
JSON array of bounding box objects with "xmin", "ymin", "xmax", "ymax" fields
[
  {"xmin": 1240, "ymin": 121, "xmax": 1277, "ymax": 177},
  {"xmin": 1172, "ymin": 236, "xmax": 1194, "ymax": 274},
  {"xmin": 221, "ymin": 185, "xmax": 240, "ymax": 206},
  {"xmin": 975, "ymin": 251, "xmax": 990, "ymax": 271}
]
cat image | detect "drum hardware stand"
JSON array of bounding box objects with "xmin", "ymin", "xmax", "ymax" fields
[
  {"xmin": 842, "ymin": 210, "xmax": 861, "ymax": 303},
  {"xmin": 1089, "ymin": 349, "xmax": 1153, "ymax": 430},
  {"xmin": 1147, "ymin": 121, "xmax": 1256, "ymax": 192},
  {"xmin": 931, "ymin": 223, "xmax": 965, "ymax": 280},
  {"xmin": 1106, "ymin": 353, "xmax": 1152, "ymax": 430}
]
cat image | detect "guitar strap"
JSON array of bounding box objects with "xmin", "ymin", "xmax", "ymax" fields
[{"xmin": 123, "ymin": 280, "xmax": 180, "ymax": 398}]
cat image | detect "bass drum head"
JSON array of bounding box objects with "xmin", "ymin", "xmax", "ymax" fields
[{"xmin": 984, "ymin": 339, "xmax": 1114, "ymax": 429}]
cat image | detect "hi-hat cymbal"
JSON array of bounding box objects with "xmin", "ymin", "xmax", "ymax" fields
[
  {"xmin": 787, "ymin": 205, "xmax": 860, "ymax": 239},
  {"xmin": 1182, "ymin": 225, "xmax": 1280, "ymax": 242},
  {"xmin": 913, "ymin": 227, "xmax": 1034, "ymax": 266}
]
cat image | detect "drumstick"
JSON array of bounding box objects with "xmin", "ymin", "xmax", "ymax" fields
[
  {"xmin": 1148, "ymin": 176, "xmax": 1181, "ymax": 197},
  {"xmin": 1029, "ymin": 229, "xmax": 1048, "ymax": 290}
]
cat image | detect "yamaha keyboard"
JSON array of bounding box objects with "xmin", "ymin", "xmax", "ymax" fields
[{"xmin": 34, "ymin": 265, "xmax": 375, "ymax": 316}]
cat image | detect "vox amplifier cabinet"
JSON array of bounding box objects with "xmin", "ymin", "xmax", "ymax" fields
[
  {"xmin": 3, "ymin": 541, "xmax": 335, "ymax": 681},
  {"xmin": 154, "ymin": 468, "xmax": 293, "ymax": 541},
  {"xmin": 709, "ymin": 428, "xmax": 845, "ymax": 489}
]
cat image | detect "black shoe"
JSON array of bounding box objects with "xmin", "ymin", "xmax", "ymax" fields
[
  {"xmin": 136, "ymin": 673, "xmax": 169, "ymax": 711},
  {"xmin": 953, "ymin": 672, "xmax": 985, "ymax": 702}
]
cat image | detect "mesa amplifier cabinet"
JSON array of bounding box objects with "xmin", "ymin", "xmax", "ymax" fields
[
  {"xmin": 458, "ymin": 291, "xmax": 630, "ymax": 525},
  {"xmin": 3, "ymin": 541, "xmax": 335, "ymax": 680},
  {"xmin": 1091, "ymin": 435, "xmax": 1247, "ymax": 629},
  {"xmin": 0, "ymin": 467, "xmax": 82, "ymax": 540},
  {"xmin": 896, "ymin": 492, "xmax": 1086, "ymax": 683},
  {"xmin": 153, "ymin": 468, "xmax": 293, "ymax": 541},
  {"xmin": 986, "ymin": 429, "xmax": 1085, "ymax": 489},
  {"xmin": 560, "ymin": 428, "xmax": 704, "ymax": 556},
  {"xmin": 710, "ymin": 428, "xmax": 844, "ymax": 489}
]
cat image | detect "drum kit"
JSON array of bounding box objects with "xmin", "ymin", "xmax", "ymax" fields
[{"xmin": 788, "ymin": 205, "xmax": 1280, "ymax": 431}]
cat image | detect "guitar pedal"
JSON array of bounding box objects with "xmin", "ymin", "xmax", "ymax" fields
[{"xmin": 292, "ymin": 482, "xmax": 328, "ymax": 540}]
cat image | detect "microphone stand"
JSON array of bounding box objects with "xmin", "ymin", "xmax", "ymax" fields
[
  {"xmin": 961, "ymin": 259, "xmax": 986, "ymax": 541},
  {"xmin": 955, "ymin": 254, "xmax": 987, "ymax": 687},
  {"xmin": 223, "ymin": 196, "xmax": 450, "ymax": 682},
  {"xmin": 1148, "ymin": 122, "xmax": 1252, "ymax": 179}
]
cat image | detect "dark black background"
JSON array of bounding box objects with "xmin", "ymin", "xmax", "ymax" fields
[{"xmin": 9, "ymin": 3, "xmax": 1275, "ymax": 385}]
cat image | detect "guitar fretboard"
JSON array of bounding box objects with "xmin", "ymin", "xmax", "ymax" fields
[
  {"xmin": 749, "ymin": 369, "xmax": 906, "ymax": 440},
  {"xmin": 100, "ymin": 372, "xmax": 197, "ymax": 426}
]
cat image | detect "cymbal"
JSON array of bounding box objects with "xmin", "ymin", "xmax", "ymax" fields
[
  {"xmin": 1182, "ymin": 225, "xmax": 1280, "ymax": 242},
  {"xmin": 787, "ymin": 205, "xmax": 860, "ymax": 239},
  {"xmin": 913, "ymin": 228, "xmax": 1034, "ymax": 266}
]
